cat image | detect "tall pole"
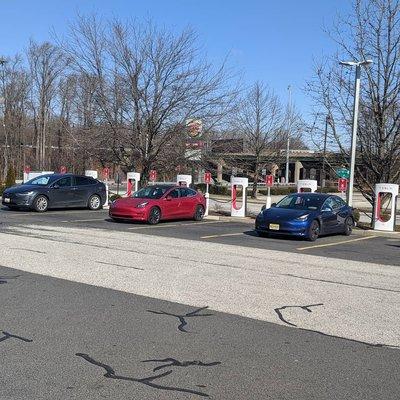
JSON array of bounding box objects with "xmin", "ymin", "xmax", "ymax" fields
[
  {"xmin": 347, "ymin": 65, "xmax": 361, "ymax": 206},
  {"xmin": 285, "ymin": 85, "xmax": 291, "ymax": 184},
  {"xmin": 321, "ymin": 115, "xmax": 329, "ymax": 191}
]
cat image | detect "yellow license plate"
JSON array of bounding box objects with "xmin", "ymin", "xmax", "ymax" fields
[{"xmin": 269, "ymin": 223, "xmax": 280, "ymax": 230}]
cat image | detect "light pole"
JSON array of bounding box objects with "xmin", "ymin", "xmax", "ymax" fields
[
  {"xmin": 339, "ymin": 59, "xmax": 372, "ymax": 206},
  {"xmin": 285, "ymin": 85, "xmax": 291, "ymax": 184}
]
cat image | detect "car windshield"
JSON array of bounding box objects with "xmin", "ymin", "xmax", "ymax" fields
[
  {"xmin": 275, "ymin": 194, "xmax": 325, "ymax": 211},
  {"xmin": 24, "ymin": 175, "xmax": 52, "ymax": 186},
  {"xmin": 133, "ymin": 186, "xmax": 171, "ymax": 199}
]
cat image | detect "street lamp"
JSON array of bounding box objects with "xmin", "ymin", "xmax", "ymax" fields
[{"xmin": 339, "ymin": 59, "xmax": 372, "ymax": 206}]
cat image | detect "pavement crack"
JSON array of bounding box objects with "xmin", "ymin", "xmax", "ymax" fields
[
  {"xmin": 76, "ymin": 353, "xmax": 210, "ymax": 397},
  {"xmin": 96, "ymin": 261, "xmax": 144, "ymax": 271},
  {"xmin": 142, "ymin": 357, "xmax": 221, "ymax": 372},
  {"xmin": 147, "ymin": 306, "xmax": 213, "ymax": 333},
  {"xmin": 0, "ymin": 331, "xmax": 33, "ymax": 344},
  {"xmin": 274, "ymin": 304, "xmax": 324, "ymax": 327},
  {"xmin": 10, "ymin": 247, "xmax": 46, "ymax": 254}
]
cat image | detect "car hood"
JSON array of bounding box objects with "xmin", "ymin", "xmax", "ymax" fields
[
  {"xmin": 113, "ymin": 197, "xmax": 155, "ymax": 208},
  {"xmin": 260, "ymin": 207, "xmax": 316, "ymax": 221},
  {"xmin": 3, "ymin": 184, "xmax": 41, "ymax": 194}
]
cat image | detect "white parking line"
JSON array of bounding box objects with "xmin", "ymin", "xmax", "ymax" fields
[
  {"xmin": 201, "ymin": 232, "xmax": 244, "ymax": 239},
  {"xmin": 297, "ymin": 235, "xmax": 378, "ymax": 251},
  {"xmin": 61, "ymin": 218, "xmax": 106, "ymax": 223}
]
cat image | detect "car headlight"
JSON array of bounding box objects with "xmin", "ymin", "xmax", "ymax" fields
[
  {"xmin": 17, "ymin": 191, "xmax": 35, "ymax": 196},
  {"xmin": 136, "ymin": 201, "xmax": 149, "ymax": 208},
  {"xmin": 296, "ymin": 214, "xmax": 309, "ymax": 221}
]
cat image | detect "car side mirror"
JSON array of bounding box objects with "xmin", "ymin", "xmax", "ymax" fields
[
  {"xmin": 53, "ymin": 184, "xmax": 60, "ymax": 189},
  {"xmin": 322, "ymin": 206, "xmax": 332, "ymax": 212},
  {"xmin": 271, "ymin": 202, "xmax": 277, "ymax": 207},
  {"xmin": 166, "ymin": 195, "xmax": 172, "ymax": 201}
]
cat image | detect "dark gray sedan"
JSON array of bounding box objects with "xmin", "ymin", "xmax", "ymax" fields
[{"xmin": 2, "ymin": 174, "xmax": 107, "ymax": 212}]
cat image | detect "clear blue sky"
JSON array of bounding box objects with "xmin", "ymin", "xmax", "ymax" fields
[{"xmin": 0, "ymin": 0, "xmax": 352, "ymax": 119}]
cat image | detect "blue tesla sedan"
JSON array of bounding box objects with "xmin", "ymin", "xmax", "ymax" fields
[{"xmin": 255, "ymin": 193, "xmax": 354, "ymax": 241}]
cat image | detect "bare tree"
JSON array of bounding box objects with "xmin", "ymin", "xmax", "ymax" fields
[
  {"xmin": 306, "ymin": 0, "xmax": 400, "ymax": 204},
  {"xmin": 61, "ymin": 15, "xmax": 235, "ymax": 181},
  {"xmin": 233, "ymin": 82, "xmax": 284, "ymax": 197},
  {"xmin": 27, "ymin": 40, "xmax": 67, "ymax": 169}
]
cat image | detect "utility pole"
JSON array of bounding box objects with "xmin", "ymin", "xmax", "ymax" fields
[
  {"xmin": 285, "ymin": 85, "xmax": 291, "ymax": 184},
  {"xmin": 339, "ymin": 59, "xmax": 372, "ymax": 206}
]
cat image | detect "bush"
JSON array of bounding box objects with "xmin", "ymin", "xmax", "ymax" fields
[
  {"xmin": 5, "ymin": 166, "xmax": 16, "ymax": 188},
  {"xmin": 0, "ymin": 185, "xmax": 5, "ymax": 196},
  {"xmin": 109, "ymin": 193, "xmax": 122, "ymax": 202},
  {"xmin": 195, "ymin": 183, "xmax": 230, "ymax": 196},
  {"xmin": 352, "ymin": 208, "xmax": 360, "ymax": 223}
]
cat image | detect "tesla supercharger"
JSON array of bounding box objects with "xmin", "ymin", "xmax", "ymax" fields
[
  {"xmin": 231, "ymin": 176, "xmax": 248, "ymax": 217},
  {"xmin": 373, "ymin": 183, "xmax": 399, "ymax": 232},
  {"xmin": 23, "ymin": 171, "xmax": 54, "ymax": 183},
  {"xmin": 297, "ymin": 179, "xmax": 318, "ymax": 193},
  {"xmin": 177, "ymin": 174, "xmax": 192, "ymax": 187},
  {"xmin": 84, "ymin": 170, "xmax": 108, "ymax": 208},
  {"xmin": 126, "ymin": 172, "xmax": 140, "ymax": 196}
]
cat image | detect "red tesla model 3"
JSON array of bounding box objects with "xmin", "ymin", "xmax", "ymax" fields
[{"xmin": 109, "ymin": 185, "xmax": 207, "ymax": 224}]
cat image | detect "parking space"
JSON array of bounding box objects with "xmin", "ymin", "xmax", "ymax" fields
[{"xmin": 1, "ymin": 207, "xmax": 399, "ymax": 266}]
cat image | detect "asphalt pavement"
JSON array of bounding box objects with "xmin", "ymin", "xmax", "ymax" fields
[
  {"xmin": 0, "ymin": 207, "xmax": 399, "ymax": 399},
  {"xmin": 0, "ymin": 207, "xmax": 399, "ymax": 266}
]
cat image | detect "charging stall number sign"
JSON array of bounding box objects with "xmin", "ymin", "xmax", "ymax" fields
[
  {"xmin": 338, "ymin": 178, "xmax": 348, "ymax": 192},
  {"xmin": 102, "ymin": 167, "xmax": 110, "ymax": 180},
  {"xmin": 204, "ymin": 172, "xmax": 211, "ymax": 184},
  {"xmin": 265, "ymin": 175, "xmax": 274, "ymax": 187},
  {"xmin": 149, "ymin": 170, "xmax": 157, "ymax": 182}
]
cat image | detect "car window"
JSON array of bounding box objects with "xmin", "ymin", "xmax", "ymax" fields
[
  {"xmin": 169, "ymin": 188, "xmax": 180, "ymax": 198},
  {"xmin": 75, "ymin": 176, "xmax": 94, "ymax": 186},
  {"xmin": 276, "ymin": 194, "xmax": 325, "ymax": 211},
  {"xmin": 322, "ymin": 197, "xmax": 336, "ymax": 210},
  {"xmin": 179, "ymin": 188, "xmax": 188, "ymax": 197},
  {"xmin": 25, "ymin": 176, "xmax": 51, "ymax": 186},
  {"xmin": 186, "ymin": 188, "xmax": 197, "ymax": 197},
  {"xmin": 55, "ymin": 176, "xmax": 72, "ymax": 187},
  {"xmin": 333, "ymin": 196, "xmax": 346, "ymax": 209},
  {"xmin": 133, "ymin": 186, "xmax": 171, "ymax": 199}
]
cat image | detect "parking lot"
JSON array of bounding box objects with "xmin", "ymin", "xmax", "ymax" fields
[
  {"xmin": 1, "ymin": 206, "xmax": 400, "ymax": 399},
  {"xmin": 1, "ymin": 207, "xmax": 399, "ymax": 267}
]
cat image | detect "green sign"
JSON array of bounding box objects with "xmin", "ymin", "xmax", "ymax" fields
[{"xmin": 336, "ymin": 168, "xmax": 350, "ymax": 179}]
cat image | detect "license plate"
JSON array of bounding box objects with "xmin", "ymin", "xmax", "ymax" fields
[
  {"xmin": 4, "ymin": 198, "xmax": 10, "ymax": 203},
  {"xmin": 269, "ymin": 223, "xmax": 279, "ymax": 230}
]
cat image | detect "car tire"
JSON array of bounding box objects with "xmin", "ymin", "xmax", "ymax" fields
[
  {"xmin": 88, "ymin": 195, "xmax": 102, "ymax": 211},
  {"xmin": 307, "ymin": 220, "xmax": 320, "ymax": 242},
  {"xmin": 343, "ymin": 217, "xmax": 354, "ymax": 236},
  {"xmin": 33, "ymin": 195, "xmax": 49, "ymax": 213},
  {"xmin": 148, "ymin": 207, "xmax": 161, "ymax": 225},
  {"xmin": 194, "ymin": 205, "xmax": 205, "ymax": 221}
]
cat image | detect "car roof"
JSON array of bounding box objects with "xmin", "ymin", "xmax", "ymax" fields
[{"xmin": 290, "ymin": 192, "xmax": 331, "ymax": 198}]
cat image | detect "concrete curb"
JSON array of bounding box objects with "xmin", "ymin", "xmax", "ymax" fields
[
  {"xmin": 353, "ymin": 227, "xmax": 400, "ymax": 237},
  {"xmin": 205, "ymin": 215, "xmax": 255, "ymax": 224}
]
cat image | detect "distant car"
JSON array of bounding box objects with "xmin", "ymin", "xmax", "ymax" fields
[
  {"xmin": 109, "ymin": 185, "xmax": 206, "ymax": 224},
  {"xmin": 2, "ymin": 174, "xmax": 106, "ymax": 212},
  {"xmin": 255, "ymin": 193, "xmax": 354, "ymax": 241}
]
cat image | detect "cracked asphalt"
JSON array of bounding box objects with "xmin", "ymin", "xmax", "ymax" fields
[{"xmin": 0, "ymin": 208, "xmax": 399, "ymax": 399}]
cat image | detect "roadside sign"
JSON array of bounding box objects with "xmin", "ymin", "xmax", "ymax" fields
[
  {"xmin": 265, "ymin": 175, "xmax": 274, "ymax": 187},
  {"xmin": 204, "ymin": 172, "xmax": 211, "ymax": 184},
  {"xmin": 338, "ymin": 178, "xmax": 348, "ymax": 192},
  {"xmin": 60, "ymin": 166, "xmax": 67, "ymax": 174},
  {"xmin": 336, "ymin": 168, "xmax": 350, "ymax": 179},
  {"xmin": 149, "ymin": 170, "xmax": 157, "ymax": 182},
  {"xmin": 102, "ymin": 167, "xmax": 110, "ymax": 180},
  {"xmin": 261, "ymin": 168, "xmax": 267, "ymax": 176},
  {"xmin": 24, "ymin": 165, "xmax": 31, "ymax": 174}
]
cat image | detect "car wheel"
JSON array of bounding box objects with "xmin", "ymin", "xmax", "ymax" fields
[
  {"xmin": 194, "ymin": 205, "xmax": 205, "ymax": 221},
  {"xmin": 308, "ymin": 220, "xmax": 320, "ymax": 241},
  {"xmin": 343, "ymin": 217, "xmax": 353, "ymax": 236},
  {"xmin": 148, "ymin": 207, "xmax": 161, "ymax": 225},
  {"xmin": 88, "ymin": 195, "xmax": 102, "ymax": 211},
  {"xmin": 33, "ymin": 195, "xmax": 49, "ymax": 213}
]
